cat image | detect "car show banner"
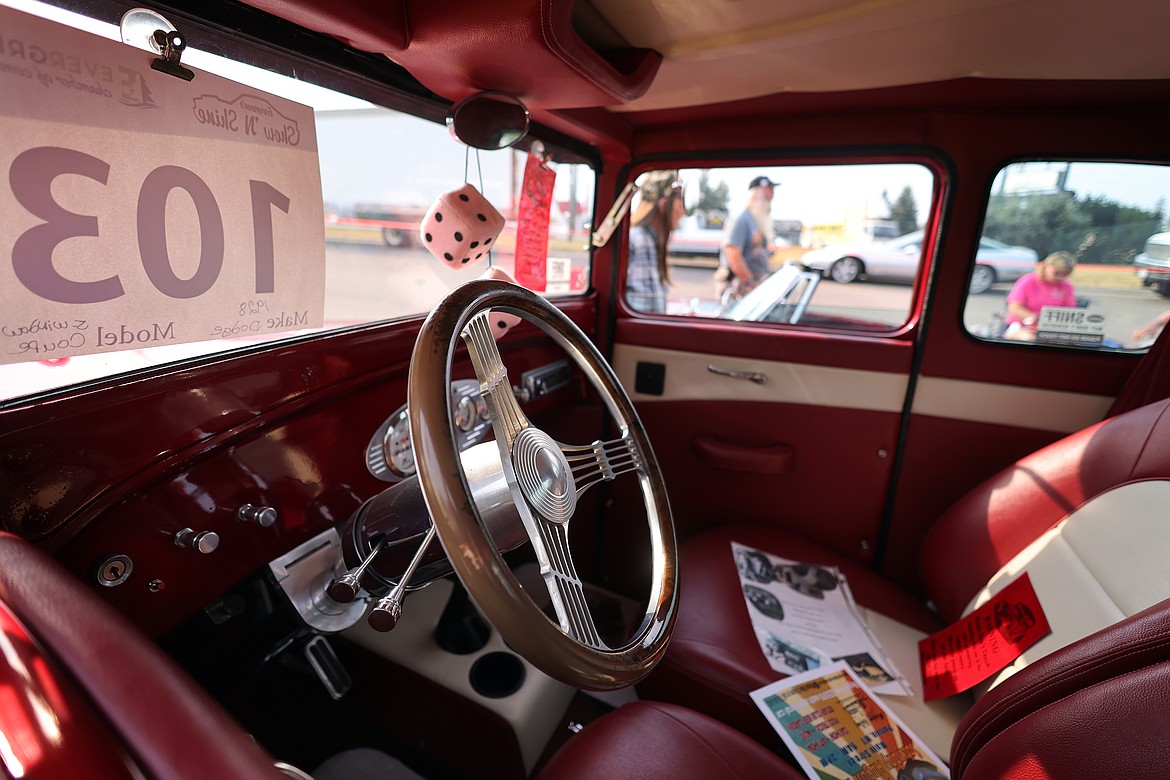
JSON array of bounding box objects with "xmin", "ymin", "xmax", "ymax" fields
[{"xmin": 0, "ymin": 5, "xmax": 325, "ymax": 366}]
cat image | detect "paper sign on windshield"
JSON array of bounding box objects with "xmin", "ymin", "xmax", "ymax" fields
[{"xmin": 0, "ymin": 6, "xmax": 324, "ymax": 366}]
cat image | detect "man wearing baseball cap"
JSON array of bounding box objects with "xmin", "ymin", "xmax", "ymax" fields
[{"xmin": 717, "ymin": 175, "xmax": 777, "ymax": 303}]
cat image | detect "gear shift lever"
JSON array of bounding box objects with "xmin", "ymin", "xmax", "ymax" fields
[
  {"xmin": 327, "ymin": 537, "xmax": 386, "ymax": 603},
  {"xmin": 368, "ymin": 526, "xmax": 436, "ymax": 632}
]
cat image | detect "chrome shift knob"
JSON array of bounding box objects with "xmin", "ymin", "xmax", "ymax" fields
[
  {"xmin": 368, "ymin": 594, "xmax": 403, "ymax": 632},
  {"xmin": 326, "ymin": 537, "xmax": 386, "ymax": 604}
]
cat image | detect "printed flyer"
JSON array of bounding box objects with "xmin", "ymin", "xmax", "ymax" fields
[
  {"xmin": 751, "ymin": 662, "xmax": 949, "ymax": 780},
  {"xmin": 733, "ymin": 542, "xmax": 911, "ymax": 696}
]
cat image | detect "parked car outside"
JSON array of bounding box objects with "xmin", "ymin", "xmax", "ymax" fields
[
  {"xmin": 668, "ymin": 212, "xmax": 786, "ymax": 260},
  {"xmin": 1133, "ymin": 230, "xmax": 1170, "ymax": 297},
  {"xmin": 800, "ymin": 230, "xmax": 1038, "ymax": 293},
  {"xmin": 667, "ymin": 214, "xmax": 726, "ymax": 257}
]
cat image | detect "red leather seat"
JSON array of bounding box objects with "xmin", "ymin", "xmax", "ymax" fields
[
  {"xmin": 536, "ymin": 700, "xmax": 805, "ymax": 780},
  {"xmin": 540, "ymin": 599, "xmax": 1170, "ymax": 780},
  {"xmin": 639, "ymin": 396, "xmax": 1170, "ymax": 763},
  {"xmin": 951, "ymin": 597, "xmax": 1170, "ymax": 779}
]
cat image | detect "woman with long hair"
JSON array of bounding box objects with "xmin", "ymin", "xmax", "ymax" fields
[{"xmin": 627, "ymin": 171, "xmax": 685, "ymax": 314}]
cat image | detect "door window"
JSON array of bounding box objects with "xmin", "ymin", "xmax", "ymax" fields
[
  {"xmin": 963, "ymin": 161, "xmax": 1170, "ymax": 350},
  {"xmin": 623, "ymin": 163, "xmax": 936, "ymax": 332}
]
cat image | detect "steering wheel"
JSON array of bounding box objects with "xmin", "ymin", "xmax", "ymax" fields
[{"xmin": 408, "ymin": 279, "xmax": 677, "ymax": 690}]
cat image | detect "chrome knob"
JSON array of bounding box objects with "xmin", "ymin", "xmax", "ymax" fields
[
  {"xmin": 328, "ymin": 573, "xmax": 363, "ymax": 603},
  {"xmin": 368, "ymin": 594, "xmax": 403, "ymax": 632},
  {"xmin": 327, "ymin": 537, "xmax": 386, "ymax": 603},
  {"xmin": 174, "ymin": 528, "xmax": 219, "ymax": 554},
  {"xmin": 366, "ymin": 525, "xmax": 436, "ymax": 633},
  {"xmin": 237, "ymin": 503, "xmax": 277, "ymax": 527}
]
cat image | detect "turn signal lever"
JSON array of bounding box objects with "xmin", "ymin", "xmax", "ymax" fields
[{"xmin": 327, "ymin": 537, "xmax": 386, "ymax": 603}]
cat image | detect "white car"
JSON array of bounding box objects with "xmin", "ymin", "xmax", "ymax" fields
[
  {"xmin": 801, "ymin": 230, "xmax": 1039, "ymax": 293},
  {"xmin": 1133, "ymin": 230, "xmax": 1170, "ymax": 297},
  {"xmin": 667, "ymin": 214, "xmax": 726, "ymax": 257}
]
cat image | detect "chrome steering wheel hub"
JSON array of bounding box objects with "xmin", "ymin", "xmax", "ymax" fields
[{"xmin": 512, "ymin": 427, "xmax": 576, "ymax": 524}]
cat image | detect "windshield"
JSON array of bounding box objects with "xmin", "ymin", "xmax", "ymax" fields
[{"xmin": 0, "ymin": 0, "xmax": 594, "ymax": 403}]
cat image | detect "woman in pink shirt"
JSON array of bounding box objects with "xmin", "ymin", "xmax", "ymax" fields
[{"xmin": 1004, "ymin": 251, "xmax": 1078, "ymax": 340}]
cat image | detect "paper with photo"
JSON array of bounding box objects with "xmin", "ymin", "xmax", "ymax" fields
[
  {"xmin": 751, "ymin": 661, "xmax": 949, "ymax": 780},
  {"xmin": 733, "ymin": 542, "xmax": 911, "ymax": 696}
]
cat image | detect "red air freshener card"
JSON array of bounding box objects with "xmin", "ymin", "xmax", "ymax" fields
[{"xmin": 513, "ymin": 151, "xmax": 555, "ymax": 291}]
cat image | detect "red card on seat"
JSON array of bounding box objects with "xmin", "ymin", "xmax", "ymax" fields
[{"xmin": 919, "ymin": 573, "xmax": 1050, "ymax": 701}]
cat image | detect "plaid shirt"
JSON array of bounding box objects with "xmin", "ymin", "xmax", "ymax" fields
[{"xmin": 627, "ymin": 225, "xmax": 667, "ymax": 313}]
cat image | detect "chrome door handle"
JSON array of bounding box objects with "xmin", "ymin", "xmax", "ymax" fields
[{"xmin": 707, "ymin": 364, "xmax": 767, "ymax": 385}]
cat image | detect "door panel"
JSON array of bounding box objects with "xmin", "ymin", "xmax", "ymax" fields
[{"xmin": 611, "ymin": 325, "xmax": 915, "ymax": 566}]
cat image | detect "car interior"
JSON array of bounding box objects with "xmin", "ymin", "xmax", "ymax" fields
[{"xmin": 2, "ymin": 1, "xmax": 1170, "ymax": 779}]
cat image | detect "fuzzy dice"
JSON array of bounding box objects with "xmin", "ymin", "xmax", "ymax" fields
[
  {"xmin": 419, "ymin": 183, "xmax": 505, "ymax": 269},
  {"xmin": 480, "ymin": 266, "xmax": 523, "ymax": 338}
]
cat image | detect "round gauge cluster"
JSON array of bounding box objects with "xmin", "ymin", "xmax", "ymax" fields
[
  {"xmin": 385, "ymin": 411, "xmax": 414, "ymax": 475},
  {"xmin": 364, "ymin": 379, "xmax": 492, "ymax": 481}
]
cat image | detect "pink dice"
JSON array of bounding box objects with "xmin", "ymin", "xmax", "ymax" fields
[
  {"xmin": 480, "ymin": 266, "xmax": 523, "ymax": 338},
  {"xmin": 419, "ymin": 183, "xmax": 505, "ymax": 268}
]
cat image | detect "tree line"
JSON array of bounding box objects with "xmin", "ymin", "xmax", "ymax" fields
[{"xmin": 984, "ymin": 192, "xmax": 1162, "ymax": 265}]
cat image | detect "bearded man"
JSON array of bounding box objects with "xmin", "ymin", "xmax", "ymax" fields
[{"xmin": 716, "ymin": 175, "xmax": 776, "ymax": 303}]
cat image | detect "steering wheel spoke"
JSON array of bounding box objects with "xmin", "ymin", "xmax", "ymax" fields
[
  {"xmin": 560, "ymin": 435, "xmax": 644, "ymax": 497},
  {"xmin": 532, "ymin": 519, "xmax": 605, "ymax": 648},
  {"xmin": 462, "ymin": 312, "xmax": 530, "ymax": 445}
]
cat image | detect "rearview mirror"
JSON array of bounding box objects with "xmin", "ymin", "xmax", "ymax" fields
[{"xmin": 446, "ymin": 91, "xmax": 530, "ymax": 150}]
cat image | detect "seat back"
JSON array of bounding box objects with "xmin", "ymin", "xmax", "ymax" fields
[
  {"xmin": 951, "ymin": 597, "xmax": 1170, "ymax": 779},
  {"xmin": 921, "ymin": 396, "xmax": 1170, "ymax": 615}
]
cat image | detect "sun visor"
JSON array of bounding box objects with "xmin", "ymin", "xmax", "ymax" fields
[{"xmin": 389, "ymin": 0, "xmax": 662, "ymax": 108}]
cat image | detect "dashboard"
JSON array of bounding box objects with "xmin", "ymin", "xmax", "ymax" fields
[{"xmin": 365, "ymin": 379, "xmax": 492, "ymax": 481}]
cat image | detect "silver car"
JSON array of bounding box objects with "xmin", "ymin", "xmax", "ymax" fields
[
  {"xmin": 800, "ymin": 230, "xmax": 1038, "ymax": 294},
  {"xmin": 1133, "ymin": 231, "xmax": 1170, "ymax": 297}
]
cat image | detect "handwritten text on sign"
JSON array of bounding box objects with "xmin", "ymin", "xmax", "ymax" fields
[{"xmin": 0, "ymin": 5, "xmax": 325, "ymax": 366}]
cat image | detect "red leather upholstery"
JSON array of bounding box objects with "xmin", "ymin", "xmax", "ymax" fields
[
  {"xmin": 952, "ymin": 597, "xmax": 1170, "ymax": 779},
  {"xmin": 536, "ymin": 700, "xmax": 805, "ymax": 780},
  {"xmin": 0, "ymin": 533, "xmax": 285, "ymax": 780},
  {"xmin": 922, "ymin": 396, "xmax": 1170, "ymax": 621},
  {"xmin": 637, "ymin": 524, "xmax": 945, "ymax": 745},
  {"xmin": 639, "ymin": 397, "xmax": 1170, "ymax": 752},
  {"xmin": 1108, "ymin": 323, "xmax": 1170, "ymax": 417},
  {"xmin": 237, "ymin": 0, "xmax": 409, "ymax": 51}
]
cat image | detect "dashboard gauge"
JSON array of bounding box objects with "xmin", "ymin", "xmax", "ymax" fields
[
  {"xmin": 454, "ymin": 395, "xmax": 477, "ymax": 432},
  {"xmin": 383, "ymin": 411, "xmax": 415, "ymax": 476},
  {"xmin": 365, "ymin": 380, "xmax": 488, "ymax": 482}
]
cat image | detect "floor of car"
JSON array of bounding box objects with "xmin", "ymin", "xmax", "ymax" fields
[
  {"xmin": 312, "ymin": 747, "xmax": 429, "ymax": 780},
  {"xmin": 162, "ymin": 562, "xmax": 646, "ymax": 779}
]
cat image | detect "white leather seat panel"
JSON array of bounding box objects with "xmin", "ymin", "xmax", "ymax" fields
[
  {"xmin": 857, "ymin": 608, "xmax": 971, "ymax": 762},
  {"xmin": 964, "ymin": 480, "xmax": 1170, "ymax": 688}
]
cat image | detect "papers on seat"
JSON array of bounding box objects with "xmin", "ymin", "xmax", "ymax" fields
[
  {"xmin": 751, "ymin": 662, "xmax": 950, "ymax": 780},
  {"xmin": 732, "ymin": 542, "xmax": 911, "ymax": 697}
]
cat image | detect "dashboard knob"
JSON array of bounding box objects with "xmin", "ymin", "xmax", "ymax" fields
[
  {"xmin": 237, "ymin": 503, "xmax": 278, "ymax": 527},
  {"xmin": 174, "ymin": 528, "xmax": 220, "ymax": 554}
]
